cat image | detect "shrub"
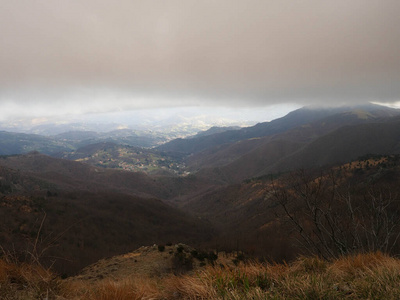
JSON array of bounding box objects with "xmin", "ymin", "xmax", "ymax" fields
[{"xmin": 172, "ymin": 251, "xmax": 193, "ymax": 274}]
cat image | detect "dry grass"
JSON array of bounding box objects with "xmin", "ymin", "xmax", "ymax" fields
[
  {"xmin": 2, "ymin": 252, "xmax": 400, "ymax": 299},
  {"xmin": 0, "ymin": 258, "xmax": 65, "ymax": 299},
  {"xmin": 162, "ymin": 274, "xmax": 218, "ymax": 299},
  {"xmin": 69, "ymin": 277, "xmax": 160, "ymax": 300},
  {"xmin": 166, "ymin": 252, "xmax": 400, "ymax": 300}
]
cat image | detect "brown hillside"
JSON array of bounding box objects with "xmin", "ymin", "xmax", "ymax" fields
[
  {"xmin": 0, "ymin": 152, "xmax": 217, "ymax": 200},
  {"xmin": 192, "ymin": 114, "xmax": 400, "ymax": 183},
  {"xmin": 70, "ymin": 243, "xmax": 232, "ymax": 283},
  {"xmin": 267, "ymin": 120, "xmax": 400, "ymax": 174},
  {"xmin": 181, "ymin": 156, "xmax": 400, "ymax": 259},
  {"xmin": 0, "ymin": 156, "xmax": 216, "ymax": 275}
]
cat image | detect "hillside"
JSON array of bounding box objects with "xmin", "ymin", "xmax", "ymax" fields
[
  {"xmin": 157, "ymin": 104, "xmax": 399, "ymax": 155},
  {"xmin": 188, "ymin": 125, "xmax": 241, "ymax": 138},
  {"xmin": 266, "ymin": 118, "xmax": 400, "ymax": 174},
  {"xmin": 54, "ymin": 128, "xmax": 168, "ymax": 148},
  {"xmin": 180, "ymin": 155, "xmax": 400, "ymax": 258},
  {"xmin": 70, "ymin": 243, "xmax": 229, "ymax": 282},
  {"xmin": 0, "ymin": 128, "xmax": 167, "ymax": 156},
  {"xmin": 0, "ymin": 154, "xmax": 216, "ymax": 275},
  {"xmin": 0, "ymin": 152, "xmax": 216, "ymax": 200},
  {"xmin": 0, "ymin": 131, "xmax": 74, "ymax": 155},
  {"xmin": 190, "ymin": 108, "xmax": 400, "ymax": 183},
  {"xmin": 56, "ymin": 142, "xmax": 187, "ymax": 175}
]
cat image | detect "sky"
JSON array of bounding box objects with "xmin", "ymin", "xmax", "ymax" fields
[{"xmin": 0, "ymin": 0, "xmax": 399, "ymax": 121}]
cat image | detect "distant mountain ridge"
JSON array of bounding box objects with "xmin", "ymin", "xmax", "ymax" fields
[
  {"xmin": 266, "ymin": 117, "xmax": 400, "ymax": 174},
  {"xmin": 157, "ymin": 104, "xmax": 399, "ymax": 155},
  {"xmin": 183, "ymin": 104, "xmax": 400, "ymax": 182},
  {"xmin": 0, "ymin": 125, "xmax": 244, "ymax": 156},
  {"xmin": 1, "ymin": 104, "xmax": 399, "ymax": 183},
  {"xmin": 0, "ymin": 131, "xmax": 74, "ymax": 155}
]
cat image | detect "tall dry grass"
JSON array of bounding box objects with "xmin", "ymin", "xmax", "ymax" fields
[
  {"xmin": 2, "ymin": 252, "xmax": 400, "ymax": 299},
  {"xmin": 68, "ymin": 277, "xmax": 160, "ymax": 300},
  {"xmin": 0, "ymin": 258, "xmax": 65, "ymax": 299},
  {"xmin": 162, "ymin": 252, "xmax": 400, "ymax": 299}
]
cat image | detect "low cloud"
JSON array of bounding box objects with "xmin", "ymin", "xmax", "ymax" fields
[{"xmin": 0, "ymin": 0, "xmax": 399, "ymax": 117}]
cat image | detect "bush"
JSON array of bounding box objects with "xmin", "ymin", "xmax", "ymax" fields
[
  {"xmin": 233, "ymin": 252, "xmax": 245, "ymax": 265},
  {"xmin": 176, "ymin": 245, "xmax": 184, "ymax": 253},
  {"xmin": 172, "ymin": 251, "xmax": 193, "ymax": 274},
  {"xmin": 207, "ymin": 251, "xmax": 218, "ymax": 265}
]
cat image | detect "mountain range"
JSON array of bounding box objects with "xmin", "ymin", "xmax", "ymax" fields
[
  {"xmin": 168, "ymin": 104, "xmax": 400, "ymax": 183},
  {"xmin": 1, "ymin": 103, "xmax": 400, "ymax": 275}
]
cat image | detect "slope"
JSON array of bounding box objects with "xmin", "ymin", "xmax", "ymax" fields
[
  {"xmin": 157, "ymin": 104, "xmax": 399, "ymax": 155},
  {"xmin": 0, "ymin": 158, "xmax": 214, "ymax": 276},
  {"xmin": 191, "ymin": 106, "xmax": 400, "ymax": 182},
  {"xmin": 0, "ymin": 131, "xmax": 74, "ymax": 155},
  {"xmin": 0, "ymin": 152, "xmax": 215, "ymax": 200},
  {"xmin": 266, "ymin": 118, "xmax": 400, "ymax": 174},
  {"xmin": 180, "ymin": 155, "xmax": 400, "ymax": 259}
]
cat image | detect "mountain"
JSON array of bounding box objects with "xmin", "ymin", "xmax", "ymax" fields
[
  {"xmin": 157, "ymin": 104, "xmax": 399, "ymax": 155},
  {"xmin": 266, "ymin": 117, "xmax": 400, "ymax": 174},
  {"xmin": 187, "ymin": 105, "xmax": 400, "ymax": 183},
  {"xmin": 54, "ymin": 130, "xmax": 100, "ymax": 142},
  {"xmin": 53, "ymin": 129, "xmax": 168, "ymax": 148},
  {"xmin": 0, "ymin": 131, "xmax": 75, "ymax": 155},
  {"xmin": 0, "ymin": 129, "xmax": 167, "ymax": 156},
  {"xmin": 188, "ymin": 126, "xmax": 241, "ymax": 138}
]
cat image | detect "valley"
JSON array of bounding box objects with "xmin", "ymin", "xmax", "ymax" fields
[
  {"xmin": 57, "ymin": 142, "xmax": 188, "ymax": 176},
  {"xmin": 1, "ymin": 104, "xmax": 400, "ymax": 298}
]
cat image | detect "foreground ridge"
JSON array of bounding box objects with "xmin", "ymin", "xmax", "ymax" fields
[{"xmin": 1, "ymin": 249, "xmax": 400, "ymax": 299}]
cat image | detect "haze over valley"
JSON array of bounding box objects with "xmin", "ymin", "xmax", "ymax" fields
[{"xmin": 1, "ymin": 1, "xmax": 400, "ymax": 298}]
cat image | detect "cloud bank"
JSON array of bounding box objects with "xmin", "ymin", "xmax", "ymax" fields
[{"xmin": 0, "ymin": 0, "xmax": 399, "ymax": 117}]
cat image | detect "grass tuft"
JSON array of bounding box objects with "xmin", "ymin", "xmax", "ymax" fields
[{"xmin": 0, "ymin": 258, "xmax": 65, "ymax": 299}]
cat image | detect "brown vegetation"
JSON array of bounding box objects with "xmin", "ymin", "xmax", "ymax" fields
[
  {"xmin": 0, "ymin": 257, "xmax": 64, "ymax": 299},
  {"xmin": 272, "ymin": 166, "xmax": 400, "ymax": 258},
  {"xmin": 2, "ymin": 251, "xmax": 400, "ymax": 299}
]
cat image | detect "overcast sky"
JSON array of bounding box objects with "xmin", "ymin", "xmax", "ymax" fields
[{"xmin": 0, "ymin": 0, "xmax": 399, "ymax": 120}]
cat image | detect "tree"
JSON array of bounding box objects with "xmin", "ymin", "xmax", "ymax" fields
[{"xmin": 271, "ymin": 169, "xmax": 400, "ymax": 259}]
